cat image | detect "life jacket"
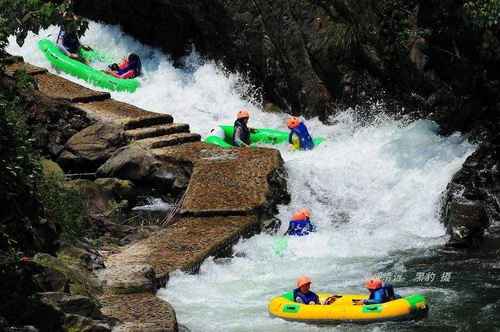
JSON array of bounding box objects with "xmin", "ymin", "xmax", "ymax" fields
[
  {"xmin": 293, "ymin": 288, "xmax": 319, "ymax": 305},
  {"xmin": 368, "ymin": 284, "xmax": 399, "ymax": 304},
  {"xmin": 232, "ymin": 119, "xmax": 251, "ymax": 146},
  {"xmin": 288, "ymin": 122, "xmax": 314, "ymax": 150},
  {"xmin": 116, "ymin": 58, "xmax": 142, "ymax": 78},
  {"xmin": 287, "ymin": 218, "xmax": 315, "ymax": 236}
]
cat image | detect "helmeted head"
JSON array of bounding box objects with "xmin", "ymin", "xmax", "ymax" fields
[
  {"xmin": 237, "ymin": 109, "xmax": 250, "ymax": 120},
  {"xmin": 292, "ymin": 208, "xmax": 310, "ymax": 221},
  {"xmin": 364, "ymin": 278, "xmax": 383, "ymax": 290},
  {"xmin": 297, "ymin": 275, "xmax": 312, "ymax": 292},
  {"xmin": 299, "ymin": 208, "xmax": 311, "ymax": 219},
  {"xmin": 287, "ymin": 117, "xmax": 301, "ymax": 129}
]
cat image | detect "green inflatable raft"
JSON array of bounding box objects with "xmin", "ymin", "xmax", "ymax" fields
[
  {"xmin": 37, "ymin": 39, "xmax": 139, "ymax": 92},
  {"xmin": 204, "ymin": 125, "xmax": 325, "ymax": 149}
]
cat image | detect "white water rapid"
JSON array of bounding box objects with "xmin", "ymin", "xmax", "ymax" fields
[{"xmin": 8, "ymin": 22, "xmax": 476, "ymax": 332}]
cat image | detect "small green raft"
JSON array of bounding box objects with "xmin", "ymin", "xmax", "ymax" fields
[
  {"xmin": 37, "ymin": 39, "xmax": 139, "ymax": 92},
  {"xmin": 205, "ymin": 125, "xmax": 325, "ymax": 148}
]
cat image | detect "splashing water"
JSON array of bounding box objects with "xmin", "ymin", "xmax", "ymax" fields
[{"xmin": 8, "ymin": 22, "xmax": 479, "ymax": 331}]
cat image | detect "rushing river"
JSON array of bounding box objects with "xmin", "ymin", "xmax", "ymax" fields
[{"xmin": 8, "ymin": 23, "xmax": 500, "ymax": 332}]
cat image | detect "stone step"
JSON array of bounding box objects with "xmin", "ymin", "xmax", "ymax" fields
[
  {"xmin": 123, "ymin": 114, "xmax": 173, "ymax": 130},
  {"xmin": 136, "ymin": 133, "xmax": 201, "ymax": 149},
  {"xmin": 5, "ymin": 62, "xmax": 48, "ymax": 77},
  {"xmin": 125, "ymin": 123, "xmax": 190, "ymax": 141},
  {"xmin": 33, "ymin": 73, "xmax": 110, "ymax": 103}
]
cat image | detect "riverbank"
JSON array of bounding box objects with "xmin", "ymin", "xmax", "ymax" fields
[{"xmin": 3, "ymin": 57, "xmax": 289, "ymax": 331}]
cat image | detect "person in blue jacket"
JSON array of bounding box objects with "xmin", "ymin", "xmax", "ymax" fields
[
  {"xmin": 287, "ymin": 117, "xmax": 314, "ymax": 150},
  {"xmin": 285, "ymin": 208, "xmax": 316, "ymax": 236},
  {"xmin": 294, "ymin": 276, "xmax": 320, "ymax": 304},
  {"xmin": 353, "ymin": 279, "xmax": 401, "ymax": 305}
]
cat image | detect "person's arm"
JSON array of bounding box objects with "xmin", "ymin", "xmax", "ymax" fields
[
  {"xmin": 294, "ymin": 296, "xmax": 304, "ymax": 304},
  {"xmin": 363, "ymin": 291, "xmax": 383, "ymax": 305},
  {"xmin": 112, "ymin": 70, "xmax": 136, "ymax": 79}
]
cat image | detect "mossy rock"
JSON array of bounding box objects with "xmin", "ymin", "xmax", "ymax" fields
[
  {"xmin": 33, "ymin": 253, "xmax": 102, "ymax": 299},
  {"xmin": 94, "ymin": 178, "xmax": 136, "ymax": 201},
  {"xmin": 41, "ymin": 158, "xmax": 64, "ymax": 179}
]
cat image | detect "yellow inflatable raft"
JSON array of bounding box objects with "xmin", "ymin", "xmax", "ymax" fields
[{"xmin": 268, "ymin": 292, "xmax": 428, "ymax": 323}]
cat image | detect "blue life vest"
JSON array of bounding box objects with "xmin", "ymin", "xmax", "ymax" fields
[
  {"xmin": 293, "ymin": 288, "xmax": 320, "ymax": 305},
  {"xmin": 286, "ymin": 218, "xmax": 315, "ymax": 236},
  {"xmin": 365, "ymin": 284, "xmax": 400, "ymax": 304},
  {"xmin": 289, "ymin": 122, "xmax": 314, "ymax": 150}
]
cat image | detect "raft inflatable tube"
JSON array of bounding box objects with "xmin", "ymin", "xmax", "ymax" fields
[
  {"xmin": 37, "ymin": 39, "xmax": 140, "ymax": 93},
  {"xmin": 204, "ymin": 125, "xmax": 325, "ymax": 148},
  {"xmin": 268, "ymin": 292, "xmax": 428, "ymax": 323}
]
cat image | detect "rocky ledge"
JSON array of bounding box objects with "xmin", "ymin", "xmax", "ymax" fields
[
  {"xmin": 5, "ymin": 59, "xmax": 289, "ymax": 331},
  {"xmin": 442, "ymin": 140, "xmax": 500, "ymax": 250}
]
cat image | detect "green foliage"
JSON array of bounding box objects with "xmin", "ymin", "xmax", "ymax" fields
[
  {"xmin": 0, "ymin": 73, "xmax": 85, "ymax": 253},
  {"xmin": 465, "ymin": 0, "xmax": 500, "ymax": 29},
  {"xmin": 0, "ymin": 0, "xmax": 87, "ymax": 54},
  {"xmin": 38, "ymin": 169, "xmax": 86, "ymax": 242},
  {"xmin": 0, "ymin": 80, "xmax": 44, "ymax": 255}
]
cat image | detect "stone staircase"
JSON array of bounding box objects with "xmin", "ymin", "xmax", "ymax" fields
[{"xmin": 6, "ymin": 58, "xmax": 288, "ymax": 332}]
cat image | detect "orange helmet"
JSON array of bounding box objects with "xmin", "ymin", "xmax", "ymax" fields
[
  {"xmin": 287, "ymin": 117, "xmax": 301, "ymax": 129},
  {"xmin": 299, "ymin": 208, "xmax": 311, "ymax": 219},
  {"xmin": 292, "ymin": 208, "xmax": 310, "ymax": 221},
  {"xmin": 237, "ymin": 109, "xmax": 250, "ymax": 119},
  {"xmin": 296, "ymin": 276, "xmax": 312, "ymax": 288},
  {"xmin": 364, "ymin": 278, "xmax": 383, "ymax": 290}
]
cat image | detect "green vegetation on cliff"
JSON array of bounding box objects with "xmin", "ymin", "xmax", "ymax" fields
[
  {"xmin": 465, "ymin": 0, "xmax": 500, "ymax": 28},
  {"xmin": 0, "ymin": 0, "xmax": 87, "ymax": 54}
]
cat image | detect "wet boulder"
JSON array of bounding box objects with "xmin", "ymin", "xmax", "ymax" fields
[
  {"xmin": 96, "ymin": 145, "xmax": 161, "ymax": 182},
  {"xmin": 38, "ymin": 292, "xmax": 101, "ymax": 318},
  {"xmin": 441, "ymin": 142, "xmax": 500, "ymax": 248},
  {"xmin": 59, "ymin": 123, "xmax": 126, "ymax": 172}
]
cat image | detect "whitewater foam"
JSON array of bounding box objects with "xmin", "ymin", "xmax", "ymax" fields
[{"xmin": 8, "ymin": 22, "xmax": 476, "ymax": 332}]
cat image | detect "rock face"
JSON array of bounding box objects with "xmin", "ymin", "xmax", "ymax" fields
[
  {"xmin": 59, "ymin": 123, "xmax": 126, "ymax": 172},
  {"xmin": 75, "ymin": 1, "xmax": 500, "ymax": 126},
  {"xmin": 442, "ymin": 141, "xmax": 500, "ymax": 248}
]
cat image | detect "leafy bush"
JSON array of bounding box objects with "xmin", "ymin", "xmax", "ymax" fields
[
  {"xmin": 0, "ymin": 0, "xmax": 87, "ymax": 54},
  {"xmin": 465, "ymin": 0, "xmax": 500, "ymax": 29},
  {"xmin": 0, "ymin": 81, "xmax": 45, "ymax": 256}
]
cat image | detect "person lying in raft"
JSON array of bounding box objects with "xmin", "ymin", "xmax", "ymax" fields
[
  {"xmin": 287, "ymin": 117, "xmax": 314, "ymax": 150},
  {"xmin": 106, "ymin": 53, "xmax": 142, "ymax": 79},
  {"xmin": 285, "ymin": 208, "xmax": 316, "ymax": 236},
  {"xmin": 232, "ymin": 109, "xmax": 256, "ymax": 147},
  {"xmin": 352, "ymin": 278, "xmax": 401, "ymax": 305}
]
